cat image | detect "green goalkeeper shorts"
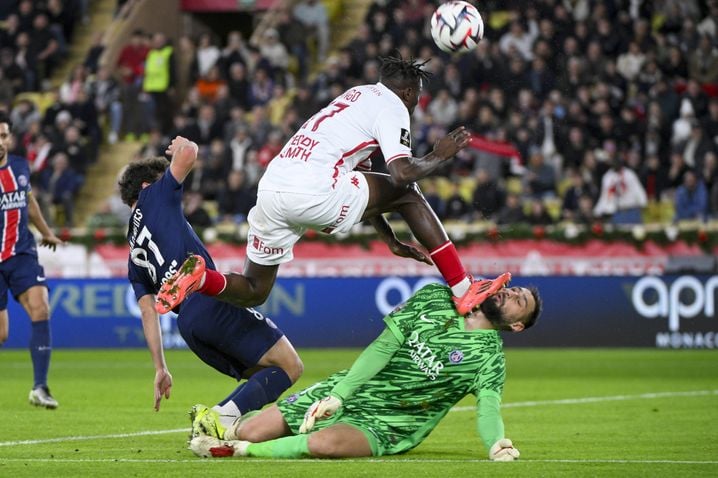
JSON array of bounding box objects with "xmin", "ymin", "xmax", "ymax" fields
[{"xmin": 277, "ymin": 377, "xmax": 417, "ymax": 457}]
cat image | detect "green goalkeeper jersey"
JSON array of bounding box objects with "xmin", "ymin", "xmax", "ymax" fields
[{"xmin": 279, "ymin": 283, "xmax": 506, "ymax": 455}]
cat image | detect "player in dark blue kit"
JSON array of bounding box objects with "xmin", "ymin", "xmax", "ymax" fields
[
  {"xmin": 0, "ymin": 116, "xmax": 64, "ymax": 408},
  {"xmin": 118, "ymin": 136, "xmax": 303, "ymax": 432}
]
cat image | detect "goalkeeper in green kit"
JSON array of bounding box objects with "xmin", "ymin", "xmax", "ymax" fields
[{"xmin": 190, "ymin": 275, "xmax": 541, "ymax": 462}]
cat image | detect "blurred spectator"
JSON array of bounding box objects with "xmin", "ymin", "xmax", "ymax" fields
[
  {"xmin": 443, "ymin": 183, "xmax": 470, "ymax": 221},
  {"xmin": 195, "ymin": 65, "xmax": 226, "ymax": 103},
  {"xmin": 91, "ymin": 66, "xmax": 123, "ymax": 144},
  {"xmin": 524, "ymin": 149, "xmax": 556, "ymax": 198},
  {"xmin": 142, "ymin": 32, "xmax": 175, "ymax": 133},
  {"xmin": 258, "ymin": 28, "xmax": 289, "ymax": 77},
  {"xmin": 593, "ymin": 159, "xmax": 648, "ymax": 224},
  {"xmin": 293, "ymin": 0, "xmax": 330, "ymax": 63},
  {"xmin": 575, "ymin": 194, "xmax": 597, "ymax": 225},
  {"xmin": 217, "ymin": 170, "xmax": 256, "ymax": 223},
  {"xmin": 195, "ymin": 32, "xmax": 220, "ymax": 78},
  {"xmin": 472, "ymin": 169, "xmax": 504, "ymax": 220},
  {"xmin": 526, "ymin": 200, "xmax": 554, "ymax": 225},
  {"xmin": 117, "ymin": 29, "xmax": 149, "ymax": 138},
  {"xmin": 688, "ymin": 35, "xmax": 718, "ymax": 86},
  {"xmin": 183, "ymin": 190, "xmax": 212, "ymax": 228},
  {"xmin": 561, "ymin": 168, "xmax": 597, "ymax": 221},
  {"xmin": 83, "ymin": 32, "xmax": 105, "ymax": 74},
  {"xmin": 640, "ymin": 155, "xmax": 671, "ymax": 202},
  {"xmin": 496, "ymin": 193, "xmax": 527, "ymax": 225},
  {"xmin": 38, "ymin": 152, "xmax": 83, "ymax": 226},
  {"xmin": 674, "ymin": 169, "xmax": 708, "ymax": 222}
]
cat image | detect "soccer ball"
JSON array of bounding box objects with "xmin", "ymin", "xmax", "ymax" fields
[{"xmin": 430, "ymin": 1, "xmax": 484, "ymax": 53}]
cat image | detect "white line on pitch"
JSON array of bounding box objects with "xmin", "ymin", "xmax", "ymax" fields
[
  {"xmin": 0, "ymin": 389, "xmax": 715, "ymax": 448},
  {"xmin": 0, "ymin": 458, "xmax": 716, "ymax": 465},
  {"xmin": 452, "ymin": 389, "xmax": 718, "ymax": 412},
  {"xmin": 0, "ymin": 429, "xmax": 187, "ymax": 447}
]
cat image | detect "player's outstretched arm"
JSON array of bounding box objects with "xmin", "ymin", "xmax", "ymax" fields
[
  {"xmin": 138, "ymin": 294, "xmax": 173, "ymax": 411},
  {"xmin": 27, "ymin": 192, "xmax": 63, "ymax": 251},
  {"xmin": 387, "ymin": 126, "xmax": 470, "ymax": 186},
  {"xmin": 477, "ymin": 393, "xmax": 519, "ymax": 461},
  {"xmin": 166, "ymin": 136, "xmax": 199, "ymax": 184}
]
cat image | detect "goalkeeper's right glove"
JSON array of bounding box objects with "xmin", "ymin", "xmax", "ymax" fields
[
  {"xmin": 299, "ymin": 395, "xmax": 343, "ymax": 434},
  {"xmin": 489, "ymin": 438, "xmax": 520, "ymax": 461}
]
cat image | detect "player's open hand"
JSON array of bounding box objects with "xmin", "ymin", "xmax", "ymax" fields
[
  {"xmin": 489, "ymin": 438, "xmax": 520, "ymax": 461},
  {"xmin": 40, "ymin": 233, "xmax": 64, "ymax": 251},
  {"xmin": 299, "ymin": 395, "xmax": 342, "ymax": 433},
  {"xmin": 433, "ymin": 126, "xmax": 471, "ymax": 160},
  {"xmin": 387, "ymin": 239, "xmax": 433, "ymax": 266},
  {"xmin": 153, "ymin": 368, "xmax": 173, "ymax": 411}
]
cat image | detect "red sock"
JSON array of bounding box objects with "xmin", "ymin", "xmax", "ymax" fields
[
  {"xmin": 429, "ymin": 241, "xmax": 469, "ymax": 287},
  {"xmin": 199, "ymin": 269, "xmax": 227, "ymax": 296}
]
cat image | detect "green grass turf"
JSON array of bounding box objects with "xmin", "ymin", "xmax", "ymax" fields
[{"xmin": 1, "ymin": 348, "xmax": 717, "ymax": 477}]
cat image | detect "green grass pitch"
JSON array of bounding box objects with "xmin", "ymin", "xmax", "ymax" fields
[{"xmin": 1, "ymin": 348, "xmax": 717, "ymax": 477}]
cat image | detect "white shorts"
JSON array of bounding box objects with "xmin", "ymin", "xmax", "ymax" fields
[{"xmin": 247, "ymin": 172, "xmax": 370, "ymax": 265}]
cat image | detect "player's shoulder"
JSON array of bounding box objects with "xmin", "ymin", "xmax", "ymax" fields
[
  {"xmin": 8, "ymin": 154, "xmax": 29, "ymax": 169},
  {"xmin": 412, "ymin": 282, "xmax": 453, "ymax": 303}
]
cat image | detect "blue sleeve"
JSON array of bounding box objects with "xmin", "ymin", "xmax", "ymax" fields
[
  {"xmin": 141, "ymin": 168, "xmax": 183, "ymax": 207},
  {"xmin": 128, "ymin": 260, "xmax": 153, "ymax": 301}
]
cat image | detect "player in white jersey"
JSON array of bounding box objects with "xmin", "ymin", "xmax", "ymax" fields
[{"xmin": 156, "ymin": 55, "xmax": 491, "ymax": 317}]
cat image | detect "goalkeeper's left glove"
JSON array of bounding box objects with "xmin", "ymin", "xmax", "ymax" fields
[
  {"xmin": 489, "ymin": 438, "xmax": 520, "ymax": 461},
  {"xmin": 299, "ymin": 395, "xmax": 343, "ymax": 434}
]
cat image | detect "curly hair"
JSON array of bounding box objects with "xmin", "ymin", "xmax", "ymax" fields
[
  {"xmin": 118, "ymin": 157, "xmax": 169, "ymax": 206},
  {"xmin": 378, "ymin": 53, "xmax": 432, "ymax": 90}
]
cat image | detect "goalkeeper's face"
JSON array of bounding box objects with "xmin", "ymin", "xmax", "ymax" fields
[{"xmin": 480, "ymin": 287, "xmax": 535, "ymax": 332}]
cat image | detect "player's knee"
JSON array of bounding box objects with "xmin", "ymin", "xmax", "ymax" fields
[
  {"xmin": 28, "ymin": 304, "xmax": 50, "ymax": 322},
  {"xmin": 283, "ymin": 355, "xmax": 304, "ymax": 384}
]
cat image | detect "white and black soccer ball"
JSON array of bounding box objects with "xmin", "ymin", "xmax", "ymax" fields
[{"xmin": 430, "ymin": 1, "xmax": 484, "ymax": 54}]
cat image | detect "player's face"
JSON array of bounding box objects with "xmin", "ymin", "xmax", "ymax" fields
[
  {"xmin": 0, "ymin": 123, "xmax": 11, "ymax": 161},
  {"xmin": 482, "ymin": 287, "xmax": 535, "ymax": 331},
  {"xmin": 405, "ymin": 79, "xmax": 422, "ymax": 115}
]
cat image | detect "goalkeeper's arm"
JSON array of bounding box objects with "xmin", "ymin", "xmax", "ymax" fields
[
  {"xmin": 477, "ymin": 392, "xmax": 520, "ymax": 461},
  {"xmin": 329, "ymin": 327, "xmax": 402, "ymax": 402}
]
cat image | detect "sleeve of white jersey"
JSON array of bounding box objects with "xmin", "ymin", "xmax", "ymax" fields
[{"xmin": 373, "ymin": 105, "xmax": 412, "ymax": 166}]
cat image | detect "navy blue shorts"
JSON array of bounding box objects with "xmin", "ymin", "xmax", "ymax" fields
[
  {"xmin": 177, "ymin": 294, "xmax": 285, "ymax": 381},
  {"xmin": 0, "ymin": 254, "xmax": 47, "ymax": 310}
]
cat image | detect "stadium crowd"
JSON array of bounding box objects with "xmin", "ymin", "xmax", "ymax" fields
[{"xmin": 4, "ymin": 0, "xmax": 718, "ymax": 229}]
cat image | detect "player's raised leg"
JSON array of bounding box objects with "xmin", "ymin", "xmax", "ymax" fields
[{"xmin": 361, "ymin": 172, "xmax": 486, "ymax": 314}]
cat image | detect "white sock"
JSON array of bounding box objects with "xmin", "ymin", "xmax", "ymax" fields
[
  {"xmin": 450, "ymin": 276, "xmax": 472, "ymax": 297},
  {"xmin": 212, "ymin": 402, "xmax": 241, "ymax": 428}
]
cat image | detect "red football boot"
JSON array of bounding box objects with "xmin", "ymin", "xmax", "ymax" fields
[
  {"xmin": 155, "ymin": 254, "xmax": 206, "ymax": 314},
  {"xmin": 453, "ymin": 272, "xmax": 512, "ymax": 315}
]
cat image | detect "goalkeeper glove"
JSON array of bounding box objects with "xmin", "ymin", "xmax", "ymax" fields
[
  {"xmin": 299, "ymin": 395, "xmax": 343, "ymax": 434},
  {"xmin": 489, "ymin": 438, "xmax": 520, "ymax": 461}
]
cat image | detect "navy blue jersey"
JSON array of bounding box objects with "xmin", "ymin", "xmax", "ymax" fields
[
  {"xmin": 127, "ymin": 169, "xmax": 215, "ymax": 301},
  {"xmin": 0, "ymin": 155, "xmax": 38, "ymax": 261}
]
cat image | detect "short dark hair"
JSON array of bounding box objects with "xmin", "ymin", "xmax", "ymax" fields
[
  {"xmin": 0, "ymin": 112, "xmax": 12, "ymax": 130},
  {"xmin": 523, "ymin": 286, "xmax": 542, "ymax": 330},
  {"xmin": 378, "ymin": 53, "xmax": 432, "ymax": 91},
  {"xmin": 118, "ymin": 157, "xmax": 169, "ymax": 206}
]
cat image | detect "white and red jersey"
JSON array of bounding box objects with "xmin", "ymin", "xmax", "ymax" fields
[
  {"xmin": 0, "ymin": 155, "xmax": 37, "ymax": 262},
  {"xmin": 259, "ymin": 82, "xmax": 412, "ymax": 193}
]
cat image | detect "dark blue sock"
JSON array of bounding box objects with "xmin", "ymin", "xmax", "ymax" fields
[
  {"xmin": 229, "ymin": 366, "xmax": 292, "ymax": 415},
  {"xmin": 30, "ymin": 320, "xmax": 52, "ymax": 388}
]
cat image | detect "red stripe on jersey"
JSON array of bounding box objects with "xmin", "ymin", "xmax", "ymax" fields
[
  {"xmin": 332, "ymin": 140, "xmax": 378, "ymax": 188},
  {"xmin": 385, "ymin": 153, "xmax": 410, "ymax": 165},
  {"xmin": 0, "ymin": 168, "xmax": 20, "ymax": 261},
  {"xmin": 341, "ymin": 140, "xmax": 378, "ymax": 159}
]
